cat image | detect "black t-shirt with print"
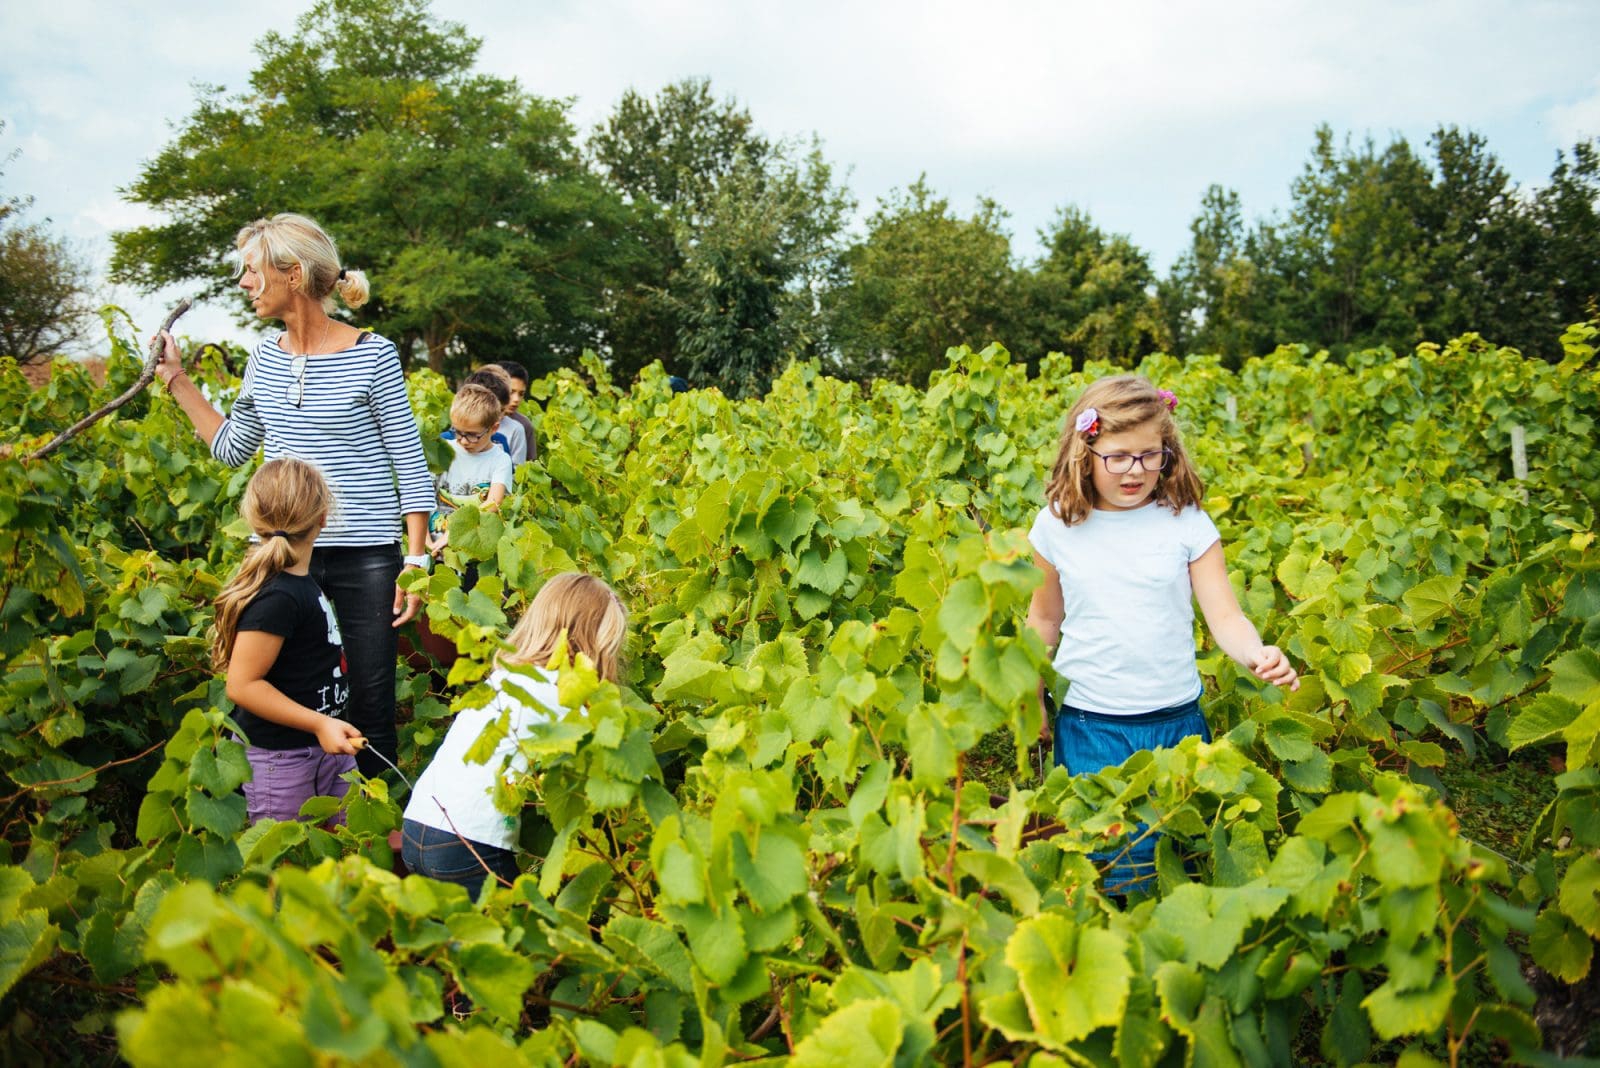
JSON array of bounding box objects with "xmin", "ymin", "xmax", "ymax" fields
[{"xmin": 231, "ymin": 572, "xmax": 350, "ymax": 750}]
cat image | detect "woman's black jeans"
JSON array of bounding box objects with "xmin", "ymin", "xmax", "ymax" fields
[{"xmin": 309, "ymin": 543, "xmax": 401, "ymax": 778}]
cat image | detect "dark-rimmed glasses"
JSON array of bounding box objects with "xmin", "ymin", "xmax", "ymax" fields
[
  {"xmin": 1087, "ymin": 447, "xmax": 1171, "ymax": 474},
  {"xmin": 452, "ymin": 426, "xmax": 489, "ymax": 445},
  {"xmin": 287, "ymin": 355, "xmax": 308, "ymax": 407}
]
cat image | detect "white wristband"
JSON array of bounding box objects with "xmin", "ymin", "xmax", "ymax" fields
[{"xmin": 402, "ymin": 554, "xmax": 432, "ymax": 572}]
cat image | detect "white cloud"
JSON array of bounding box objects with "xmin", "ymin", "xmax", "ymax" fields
[
  {"xmin": 18, "ymin": 132, "xmax": 54, "ymax": 164},
  {"xmin": 1545, "ymin": 76, "xmax": 1600, "ymax": 146},
  {"xmin": 77, "ymin": 197, "xmax": 159, "ymax": 238}
]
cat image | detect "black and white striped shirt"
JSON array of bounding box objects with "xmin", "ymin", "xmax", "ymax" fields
[{"xmin": 211, "ymin": 332, "xmax": 435, "ymax": 547}]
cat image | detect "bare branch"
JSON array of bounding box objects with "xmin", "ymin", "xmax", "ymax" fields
[
  {"xmin": 431, "ymin": 797, "xmax": 518, "ymax": 889},
  {"xmin": 25, "ymin": 298, "xmax": 192, "ymax": 462}
]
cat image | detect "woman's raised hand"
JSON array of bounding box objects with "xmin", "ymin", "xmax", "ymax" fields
[{"xmin": 154, "ymin": 331, "xmax": 187, "ymax": 387}]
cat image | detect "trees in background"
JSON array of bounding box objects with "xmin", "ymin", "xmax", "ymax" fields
[
  {"xmin": 589, "ymin": 79, "xmax": 768, "ymax": 383},
  {"xmin": 826, "ymin": 190, "xmax": 1171, "ymax": 385},
  {"xmin": 825, "ymin": 179, "xmax": 1015, "ymax": 383},
  {"xmin": 110, "ymin": 0, "xmax": 629, "ymax": 376},
  {"xmin": 1013, "ymin": 206, "xmax": 1168, "ymax": 368},
  {"xmin": 0, "ymin": 125, "xmax": 96, "ymax": 364},
  {"xmin": 590, "ymin": 79, "xmax": 850, "ymax": 395},
  {"xmin": 1534, "ymin": 140, "xmax": 1600, "ymax": 345},
  {"xmin": 1158, "ymin": 185, "xmax": 1268, "ymax": 360},
  {"xmin": 1163, "ymin": 126, "xmax": 1600, "ymax": 363},
  {"xmin": 104, "ymin": 0, "xmax": 1598, "ymax": 386},
  {"xmin": 667, "ymin": 146, "xmax": 851, "ymax": 396}
]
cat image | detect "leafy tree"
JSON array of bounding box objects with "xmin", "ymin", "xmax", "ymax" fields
[
  {"xmin": 589, "ymin": 78, "xmax": 773, "ymax": 380},
  {"xmin": 591, "ymin": 78, "xmax": 770, "ymax": 212},
  {"xmin": 1412, "ymin": 131, "xmax": 1599, "ymax": 360},
  {"xmin": 1164, "ymin": 126, "xmax": 1597, "ymax": 363},
  {"xmin": 1014, "ymin": 206, "xmax": 1167, "ymax": 367},
  {"xmin": 1533, "ymin": 138, "xmax": 1600, "ymax": 338},
  {"xmin": 110, "ymin": 0, "xmax": 629, "ymax": 375},
  {"xmin": 1262, "ymin": 126, "xmax": 1434, "ymax": 354},
  {"xmin": 588, "ymin": 79, "xmax": 850, "ymax": 395},
  {"xmin": 825, "ymin": 178, "xmax": 1015, "ymax": 383},
  {"xmin": 669, "ymin": 145, "xmax": 852, "ymax": 396},
  {"xmin": 0, "ymin": 127, "xmax": 96, "ymax": 364},
  {"xmin": 1158, "ymin": 185, "xmax": 1274, "ymax": 362},
  {"xmin": 1416, "ymin": 127, "xmax": 1527, "ymax": 340}
]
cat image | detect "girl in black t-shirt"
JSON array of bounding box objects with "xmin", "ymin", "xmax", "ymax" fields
[{"xmin": 213, "ymin": 458, "xmax": 365, "ymax": 822}]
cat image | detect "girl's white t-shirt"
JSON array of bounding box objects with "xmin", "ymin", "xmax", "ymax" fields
[
  {"xmin": 403, "ymin": 665, "xmax": 564, "ymax": 850},
  {"xmin": 1028, "ymin": 501, "xmax": 1221, "ymax": 715}
]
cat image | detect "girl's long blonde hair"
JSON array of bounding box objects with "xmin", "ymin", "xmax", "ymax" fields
[
  {"xmin": 211, "ymin": 458, "xmax": 332, "ymax": 670},
  {"xmin": 1044, "ymin": 374, "xmax": 1204, "ymax": 526},
  {"xmin": 500, "ymin": 573, "xmax": 627, "ymax": 682}
]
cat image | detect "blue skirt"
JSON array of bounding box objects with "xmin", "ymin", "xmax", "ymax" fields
[{"xmin": 1053, "ymin": 696, "xmax": 1210, "ymax": 897}]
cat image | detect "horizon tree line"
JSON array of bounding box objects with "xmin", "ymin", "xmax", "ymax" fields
[{"xmin": 3, "ymin": 0, "xmax": 1596, "ymax": 392}]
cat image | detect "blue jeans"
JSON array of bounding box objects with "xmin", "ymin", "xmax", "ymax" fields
[
  {"xmin": 1054, "ymin": 696, "xmax": 1210, "ymax": 897},
  {"xmin": 310, "ymin": 543, "xmax": 401, "ymax": 778},
  {"xmin": 401, "ymin": 819, "xmax": 519, "ymax": 898}
]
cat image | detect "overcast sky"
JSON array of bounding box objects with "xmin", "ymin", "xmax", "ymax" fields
[{"xmin": 2, "ymin": 0, "xmax": 1598, "ymax": 351}]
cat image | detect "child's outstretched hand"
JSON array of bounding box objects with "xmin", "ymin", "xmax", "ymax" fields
[
  {"xmin": 1250, "ymin": 646, "xmax": 1300, "ymax": 691},
  {"xmin": 316, "ymin": 717, "xmax": 365, "ymax": 756}
]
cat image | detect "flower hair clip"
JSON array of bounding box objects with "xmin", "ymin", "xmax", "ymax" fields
[
  {"xmin": 1075, "ymin": 407, "xmax": 1100, "ymax": 438},
  {"xmin": 1157, "ymin": 389, "xmax": 1178, "ymax": 412}
]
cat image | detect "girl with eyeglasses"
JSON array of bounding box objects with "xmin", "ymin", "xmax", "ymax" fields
[
  {"xmin": 1025, "ymin": 374, "xmax": 1297, "ymax": 896},
  {"xmin": 154, "ymin": 213, "xmax": 434, "ymax": 780}
]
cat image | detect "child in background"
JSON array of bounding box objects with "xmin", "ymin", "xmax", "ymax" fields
[
  {"xmin": 494, "ymin": 361, "xmax": 538, "ymax": 462},
  {"xmin": 401, "ymin": 573, "xmax": 628, "ymax": 896},
  {"xmin": 213, "ymin": 458, "xmax": 364, "ymax": 822},
  {"xmin": 1026, "ymin": 375, "xmax": 1298, "ymax": 895},
  {"xmin": 428, "ymin": 382, "xmax": 516, "ymax": 557},
  {"xmin": 462, "ymin": 366, "xmax": 528, "ymax": 464}
]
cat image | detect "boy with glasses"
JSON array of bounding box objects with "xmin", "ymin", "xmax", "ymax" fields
[
  {"xmin": 428, "ymin": 382, "xmax": 515, "ymax": 557},
  {"xmin": 461, "ymin": 366, "xmax": 527, "ymax": 464}
]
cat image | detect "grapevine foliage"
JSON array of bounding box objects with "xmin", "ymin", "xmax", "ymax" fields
[{"xmin": 0, "ymin": 321, "xmax": 1597, "ymax": 1065}]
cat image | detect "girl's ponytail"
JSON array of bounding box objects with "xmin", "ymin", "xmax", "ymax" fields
[{"xmin": 210, "ymin": 459, "xmax": 333, "ymax": 670}]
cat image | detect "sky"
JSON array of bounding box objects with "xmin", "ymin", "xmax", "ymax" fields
[{"xmin": 2, "ymin": 0, "xmax": 1598, "ymax": 353}]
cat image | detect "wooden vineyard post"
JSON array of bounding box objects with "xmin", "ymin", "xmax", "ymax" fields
[{"xmin": 1511, "ymin": 423, "xmax": 1528, "ymax": 502}]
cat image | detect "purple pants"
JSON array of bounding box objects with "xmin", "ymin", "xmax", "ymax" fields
[{"xmin": 244, "ymin": 745, "xmax": 357, "ymax": 824}]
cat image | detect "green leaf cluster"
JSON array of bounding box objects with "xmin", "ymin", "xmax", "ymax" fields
[{"xmin": 0, "ymin": 320, "xmax": 1596, "ymax": 1063}]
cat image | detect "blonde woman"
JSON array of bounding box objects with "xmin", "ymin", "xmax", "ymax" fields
[
  {"xmin": 212, "ymin": 458, "xmax": 363, "ymax": 822},
  {"xmin": 401, "ymin": 574, "xmax": 627, "ymax": 896},
  {"xmin": 157, "ymin": 213, "xmax": 433, "ymax": 778}
]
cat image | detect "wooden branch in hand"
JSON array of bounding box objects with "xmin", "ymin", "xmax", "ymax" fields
[{"xmin": 26, "ymin": 298, "xmax": 193, "ymax": 462}]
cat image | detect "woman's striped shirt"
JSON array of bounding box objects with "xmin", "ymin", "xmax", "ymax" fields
[{"xmin": 211, "ymin": 332, "xmax": 435, "ymax": 547}]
